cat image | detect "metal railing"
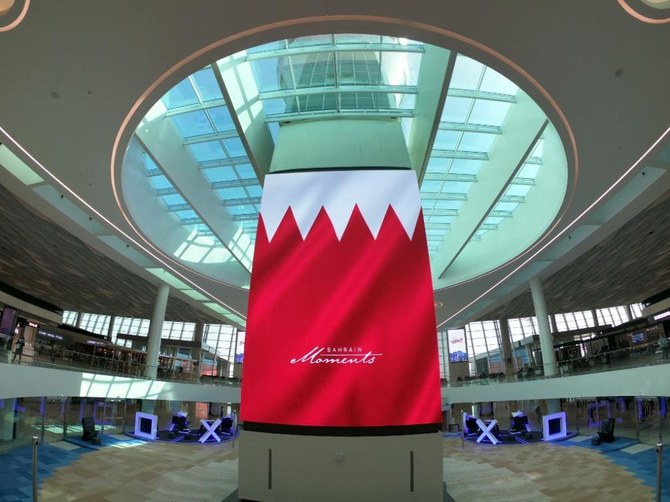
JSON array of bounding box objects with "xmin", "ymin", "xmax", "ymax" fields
[
  {"xmin": 446, "ymin": 342, "xmax": 670, "ymax": 387},
  {"xmin": 0, "ymin": 345, "xmax": 239, "ymax": 387}
]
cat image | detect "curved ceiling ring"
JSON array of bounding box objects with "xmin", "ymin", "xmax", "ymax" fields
[
  {"xmin": 618, "ymin": 0, "xmax": 670, "ymax": 23},
  {"xmin": 0, "ymin": 0, "xmax": 30, "ymax": 32}
]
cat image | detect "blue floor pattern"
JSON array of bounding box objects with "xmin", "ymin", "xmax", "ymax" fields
[
  {"xmin": 0, "ymin": 441, "xmax": 91, "ymax": 501},
  {"xmin": 64, "ymin": 432, "xmax": 145, "ymax": 450},
  {"xmin": 559, "ymin": 437, "xmax": 670, "ymax": 500}
]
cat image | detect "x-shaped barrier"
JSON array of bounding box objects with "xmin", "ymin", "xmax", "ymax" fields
[
  {"xmin": 476, "ymin": 418, "xmax": 499, "ymax": 445},
  {"xmin": 198, "ymin": 418, "xmax": 222, "ymax": 443}
]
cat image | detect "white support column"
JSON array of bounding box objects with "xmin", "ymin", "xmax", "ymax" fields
[
  {"xmin": 192, "ymin": 321, "xmax": 204, "ymax": 378},
  {"xmin": 530, "ymin": 277, "xmax": 561, "ymax": 415},
  {"xmin": 106, "ymin": 315, "xmax": 115, "ymax": 342},
  {"xmin": 529, "ymin": 277, "xmax": 556, "ymax": 378},
  {"xmin": 144, "ymin": 283, "xmax": 169, "ymax": 379},
  {"xmin": 498, "ymin": 319, "xmax": 514, "ymax": 376}
]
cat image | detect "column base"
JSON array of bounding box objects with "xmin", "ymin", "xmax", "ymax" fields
[{"xmin": 238, "ymin": 428, "xmax": 443, "ymax": 502}]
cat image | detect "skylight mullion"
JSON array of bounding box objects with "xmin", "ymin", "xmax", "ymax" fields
[
  {"xmin": 198, "ymin": 156, "xmax": 249, "ymax": 169},
  {"xmin": 222, "ymin": 197, "xmax": 262, "ymax": 207},
  {"xmin": 287, "ymin": 55, "xmax": 300, "ymax": 112},
  {"xmin": 211, "ymin": 179, "xmax": 260, "ymax": 189},
  {"xmin": 257, "ymin": 84, "xmax": 418, "ymax": 100},
  {"xmin": 264, "ymin": 109, "xmax": 413, "ymax": 122},
  {"xmin": 245, "ymin": 42, "xmax": 424, "ymax": 62},
  {"xmin": 334, "ymin": 50, "xmax": 341, "ymax": 113},
  {"xmin": 183, "ymin": 131, "xmax": 240, "ymax": 145},
  {"xmin": 500, "ymin": 195, "xmax": 525, "ymax": 203},
  {"xmin": 447, "ymin": 88, "xmax": 517, "ymax": 103},
  {"xmin": 431, "ymin": 150, "xmax": 489, "ymax": 161},
  {"xmin": 438, "ymin": 122, "xmax": 501, "ymax": 135},
  {"xmin": 510, "ymin": 177, "xmax": 536, "ymax": 186},
  {"xmin": 164, "ymin": 98, "xmax": 228, "ymax": 117},
  {"xmin": 188, "ymin": 75, "xmax": 206, "ymax": 104},
  {"xmin": 423, "ymin": 173, "xmax": 477, "ymax": 183}
]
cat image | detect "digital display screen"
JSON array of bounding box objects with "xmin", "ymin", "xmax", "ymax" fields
[
  {"xmin": 0, "ymin": 306, "xmax": 18, "ymax": 337},
  {"xmin": 241, "ymin": 170, "xmax": 442, "ymax": 428},
  {"xmin": 630, "ymin": 332, "xmax": 646, "ymax": 345},
  {"xmin": 448, "ymin": 329, "xmax": 468, "ymax": 362}
]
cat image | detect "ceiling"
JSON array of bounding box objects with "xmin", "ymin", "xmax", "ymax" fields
[
  {"xmin": 481, "ymin": 188, "xmax": 670, "ymax": 320},
  {"xmin": 0, "ymin": 181, "xmax": 223, "ymax": 324},
  {"xmin": 0, "ymin": 1, "xmax": 668, "ymax": 329}
]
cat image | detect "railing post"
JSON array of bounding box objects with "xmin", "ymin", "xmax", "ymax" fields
[
  {"xmin": 32, "ymin": 435, "xmax": 39, "ymax": 501},
  {"xmin": 461, "ymin": 410, "xmax": 465, "ymax": 450},
  {"xmin": 656, "ymin": 443, "xmax": 663, "ymax": 502}
]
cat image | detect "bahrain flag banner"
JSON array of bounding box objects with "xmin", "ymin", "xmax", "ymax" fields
[{"xmin": 240, "ymin": 169, "xmax": 442, "ymax": 428}]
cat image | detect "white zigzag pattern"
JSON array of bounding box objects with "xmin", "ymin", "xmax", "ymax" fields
[{"xmin": 260, "ymin": 170, "xmax": 421, "ymax": 241}]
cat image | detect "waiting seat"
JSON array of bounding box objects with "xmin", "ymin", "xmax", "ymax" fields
[
  {"xmin": 81, "ymin": 417, "xmax": 98, "ymax": 442},
  {"xmin": 597, "ymin": 417, "xmax": 616, "ymax": 443}
]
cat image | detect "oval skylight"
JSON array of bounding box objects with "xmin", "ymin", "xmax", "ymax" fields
[{"xmin": 121, "ymin": 33, "xmax": 569, "ymax": 290}]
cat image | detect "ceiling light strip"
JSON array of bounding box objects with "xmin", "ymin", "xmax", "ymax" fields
[
  {"xmin": 439, "ymin": 124, "xmax": 670, "ymax": 328},
  {"xmin": 0, "ymin": 124, "xmax": 246, "ymax": 322}
]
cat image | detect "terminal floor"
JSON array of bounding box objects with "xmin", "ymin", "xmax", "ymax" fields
[{"xmin": 0, "ymin": 435, "xmax": 666, "ymax": 501}]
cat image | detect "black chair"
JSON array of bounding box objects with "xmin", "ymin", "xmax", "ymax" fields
[
  {"xmin": 597, "ymin": 417, "xmax": 616, "ymax": 443},
  {"xmin": 510, "ymin": 415, "xmax": 530, "ymax": 435},
  {"xmin": 81, "ymin": 417, "xmax": 98, "ymax": 442},
  {"xmin": 220, "ymin": 416, "xmax": 234, "ymax": 435},
  {"xmin": 464, "ymin": 417, "xmax": 480, "ymax": 436}
]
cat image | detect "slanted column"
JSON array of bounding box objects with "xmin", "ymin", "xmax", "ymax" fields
[
  {"xmin": 498, "ymin": 319, "xmax": 514, "ymax": 376},
  {"xmin": 144, "ymin": 283, "xmax": 169, "ymax": 379}
]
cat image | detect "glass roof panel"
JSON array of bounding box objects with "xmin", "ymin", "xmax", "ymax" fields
[
  {"xmin": 246, "ymin": 184, "xmax": 263, "ymax": 198},
  {"xmin": 174, "ymin": 209, "xmax": 198, "ymax": 220},
  {"xmin": 458, "ymin": 132, "xmax": 497, "ymax": 152},
  {"xmin": 434, "ymin": 199, "xmax": 463, "ymax": 210},
  {"xmin": 171, "ymin": 111, "xmax": 214, "ymax": 138},
  {"xmin": 187, "ymin": 141, "xmax": 226, "ymax": 162},
  {"xmin": 421, "ymin": 180, "xmax": 443, "ymax": 193},
  {"xmin": 147, "ymin": 173, "xmax": 172, "ymax": 191},
  {"xmin": 191, "ymin": 68, "xmax": 224, "ymax": 101},
  {"xmin": 517, "ymin": 163, "xmax": 540, "ymax": 178},
  {"xmin": 441, "ymin": 97, "xmax": 473, "ymax": 123},
  {"xmin": 450, "ymin": 56, "xmax": 484, "ymax": 90},
  {"xmin": 227, "ymin": 204, "xmax": 257, "ymax": 216},
  {"xmin": 469, "ymin": 100, "xmax": 513, "ymax": 126},
  {"xmin": 426, "ymin": 158, "xmax": 452, "ymax": 175},
  {"xmin": 244, "ymin": 34, "xmax": 423, "ymax": 129},
  {"xmin": 479, "ymin": 67, "xmax": 519, "ymax": 95},
  {"xmin": 434, "ymin": 130, "xmax": 460, "ymax": 150},
  {"xmin": 161, "ymin": 193, "xmax": 186, "ymax": 206},
  {"xmin": 505, "ymin": 184, "xmax": 533, "ymax": 197},
  {"xmin": 161, "ymin": 79, "xmax": 198, "ymax": 110},
  {"xmin": 449, "ymin": 159, "xmax": 484, "ymax": 175},
  {"xmin": 235, "ymin": 163, "xmax": 256, "ymax": 179},
  {"xmin": 223, "ymin": 137, "xmax": 246, "ymax": 157},
  {"xmin": 251, "ymin": 57, "xmax": 282, "ymax": 91},
  {"xmin": 209, "ymin": 106, "xmax": 236, "ymax": 132},
  {"xmin": 201, "ymin": 166, "xmax": 238, "ymax": 184},
  {"xmin": 216, "ymin": 187, "xmax": 248, "ymax": 199}
]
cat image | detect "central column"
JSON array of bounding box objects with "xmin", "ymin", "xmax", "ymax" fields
[{"xmin": 238, "ymin": 121, "xmax": 443, "ymax": 502}]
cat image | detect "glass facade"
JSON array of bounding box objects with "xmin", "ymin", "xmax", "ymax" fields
[{"xmin": 63, "ymin": 303, "xmax": 645, "ymax": 383}]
